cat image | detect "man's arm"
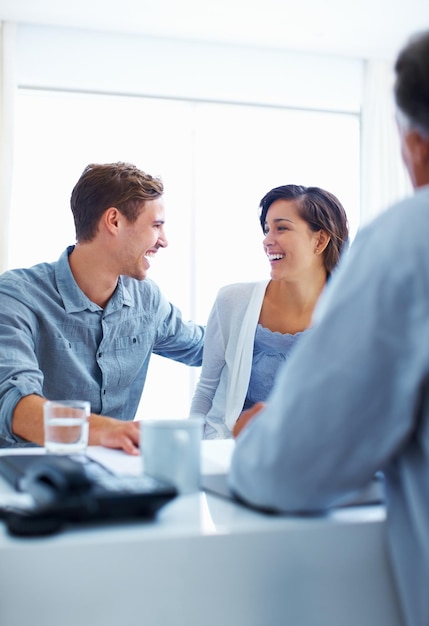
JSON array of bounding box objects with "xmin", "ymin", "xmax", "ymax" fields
[
  {"xmin": 152, "ymin": 290, "xmax": 205, "ymax": 366},
  {"xmin": 12, "ymin": 395, "xmax": 46, "ymax": 445},
  {"xmin": 13, "ymin": 395, "xmax": 140, "ymax": 455}
]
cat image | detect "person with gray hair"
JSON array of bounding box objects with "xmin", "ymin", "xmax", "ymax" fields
[{"xmin": 229, "ymin": 30, "xmax": 429, "ymax": 626}]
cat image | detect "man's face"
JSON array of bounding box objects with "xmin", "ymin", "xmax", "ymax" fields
[{"xmin": 116, "ymin": 197, "xmax": 168, "ymax": 281}]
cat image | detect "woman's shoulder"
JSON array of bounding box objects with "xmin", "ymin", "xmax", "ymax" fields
[{"xmin": 211, "ymin": 281, "xmax": 268, "ymax": 322}]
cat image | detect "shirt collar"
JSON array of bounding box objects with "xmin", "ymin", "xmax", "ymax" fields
[{"xmin": 55, "ymin": 246, "xmax": 134, "ymax": 313}]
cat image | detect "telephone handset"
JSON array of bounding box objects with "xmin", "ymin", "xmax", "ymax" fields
[
  {"xmin": 21, "ymin": 456, "xmax": 93, "ymax": 506},
  {"xmin": 0, "ymin": 454, "xmax": 177, "ymax": 536}
]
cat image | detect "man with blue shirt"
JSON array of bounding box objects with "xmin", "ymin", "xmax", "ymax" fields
[
  {"xmin": 230, "ymin": 30, "xmax": 429, "ymax": 626},
  {"xmin": 0, "ymin": 162, "xmax": 204, "ymax": 455}
]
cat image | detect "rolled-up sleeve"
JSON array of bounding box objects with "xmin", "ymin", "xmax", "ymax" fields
[{"xmin": 0, "ymin": 290, "xmax": 45, "ymax": 443}]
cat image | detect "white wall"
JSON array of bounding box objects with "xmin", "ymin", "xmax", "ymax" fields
[{"xmin": 16, "ymin": 24, "xmax": 362, "ymax": 111}]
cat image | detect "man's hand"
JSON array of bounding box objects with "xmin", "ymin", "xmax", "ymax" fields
[
  {"xmin": 233, "ymin": 401, "xmax": 266, "ymax": 438},
  {"xmin": 13, "ymin": 395, "xmax": 141, "ymax": 455},
  {"xmin": 88, "ymin": 415, "xmax": 140, "ymax": 455}
]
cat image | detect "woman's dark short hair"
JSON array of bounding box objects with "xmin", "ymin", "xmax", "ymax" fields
[
  {"xmin": 259, "ymin": 184, "xmax": 349, "ymax": 275},
  {"xmin": 70, "ymin": 162, "xmax": 164, "ymax": 242}
]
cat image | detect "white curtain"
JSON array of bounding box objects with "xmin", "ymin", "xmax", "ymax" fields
[
  {"xmin": 360, "ymin": 59, "xmax": 412, "ymax": 228},
  {"xmin": 0, "ymin": 22, "xmax": 16, "ymax": 273}
]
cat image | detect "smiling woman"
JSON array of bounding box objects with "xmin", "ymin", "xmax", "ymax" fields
[{"xmin": 189, "ymin": 184, "xmax": 349, "ymax": 438}]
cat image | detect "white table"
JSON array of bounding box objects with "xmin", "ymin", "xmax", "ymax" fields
[{"xmin": 0, "ymin": 442, "xmax": 403, "ymax": 626}]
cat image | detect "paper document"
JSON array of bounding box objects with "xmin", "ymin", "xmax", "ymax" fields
[{"xmin": 87, "ymin": 440, "xmax": 235, "ymax": 477}]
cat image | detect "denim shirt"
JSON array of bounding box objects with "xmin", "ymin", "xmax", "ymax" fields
[{"xmin": 0, "ymin": 246, "xmax": 204, "ymax": 445}]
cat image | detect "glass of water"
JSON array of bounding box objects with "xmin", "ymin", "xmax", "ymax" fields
[{"xmin": 43, "ymin": 400, "xmax": 90, "ymax": 454}]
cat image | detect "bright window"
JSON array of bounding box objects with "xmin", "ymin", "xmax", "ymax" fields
[{"xmin": 10, "ymin": 89, "xmax": 360, "ymax": 417}]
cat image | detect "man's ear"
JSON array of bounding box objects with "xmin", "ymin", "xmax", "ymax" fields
[
  {"xmin": 417, "ymin": 133, "xmax": 429, "ymax": 167},
  {"xmin": 406, "ymin": 130, "xmax": 429, "ymax": 161},
  {"xmin": 103, "ymin": 207, "xmax": 120, "ymax": 234},
  {"xmin": 403, "ymin": 130, "xmax": 429, "ymax": 187}
]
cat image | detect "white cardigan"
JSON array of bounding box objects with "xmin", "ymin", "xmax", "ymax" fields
[{"xmin": 189, "ymin": 280, "xmax": 269, "ymax": 438}]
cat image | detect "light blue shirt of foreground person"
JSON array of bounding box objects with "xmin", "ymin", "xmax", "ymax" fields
[
  {"xmin": 229, "ymin": 186, "xmax": 429, "ymax": 626},
  {"xmin": 0, "ymin": 246, "xmax": 204, "ymax": 446}
]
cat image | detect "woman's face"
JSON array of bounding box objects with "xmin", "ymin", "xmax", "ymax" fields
[{"xmin": 262, "ymin": 199, "xmax": 325, "ymax": 282}]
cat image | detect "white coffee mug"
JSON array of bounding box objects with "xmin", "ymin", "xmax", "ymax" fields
[{"xmin": 140, "ymin": 418, "xmax": 203, "ymax": 494}]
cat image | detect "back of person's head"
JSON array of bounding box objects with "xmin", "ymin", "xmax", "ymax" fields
[
  {"xmin": 259, "ymin": 184, "xmax": 349, "ymax": 275},
  {"xmin": 70, "ymin": 162, "xmax": 164, "ymax": 242},
  {"xmin": 394, "ymin": 29, "xmax": 429, "ymax": 137}
]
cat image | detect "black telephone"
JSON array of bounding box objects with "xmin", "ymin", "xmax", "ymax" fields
[{"xmin": 0, "ymin": 454, "xmax": 177, "ymax": 536}]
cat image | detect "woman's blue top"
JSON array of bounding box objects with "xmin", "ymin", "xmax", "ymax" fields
[{"xmin": 243, "ymin": 324, "xmax": 308, "ymax": 410}]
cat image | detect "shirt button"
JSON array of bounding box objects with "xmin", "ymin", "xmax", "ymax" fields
[{"xmin": 98, "ymin": 352, "xmax": 102, "ymax": 358}]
